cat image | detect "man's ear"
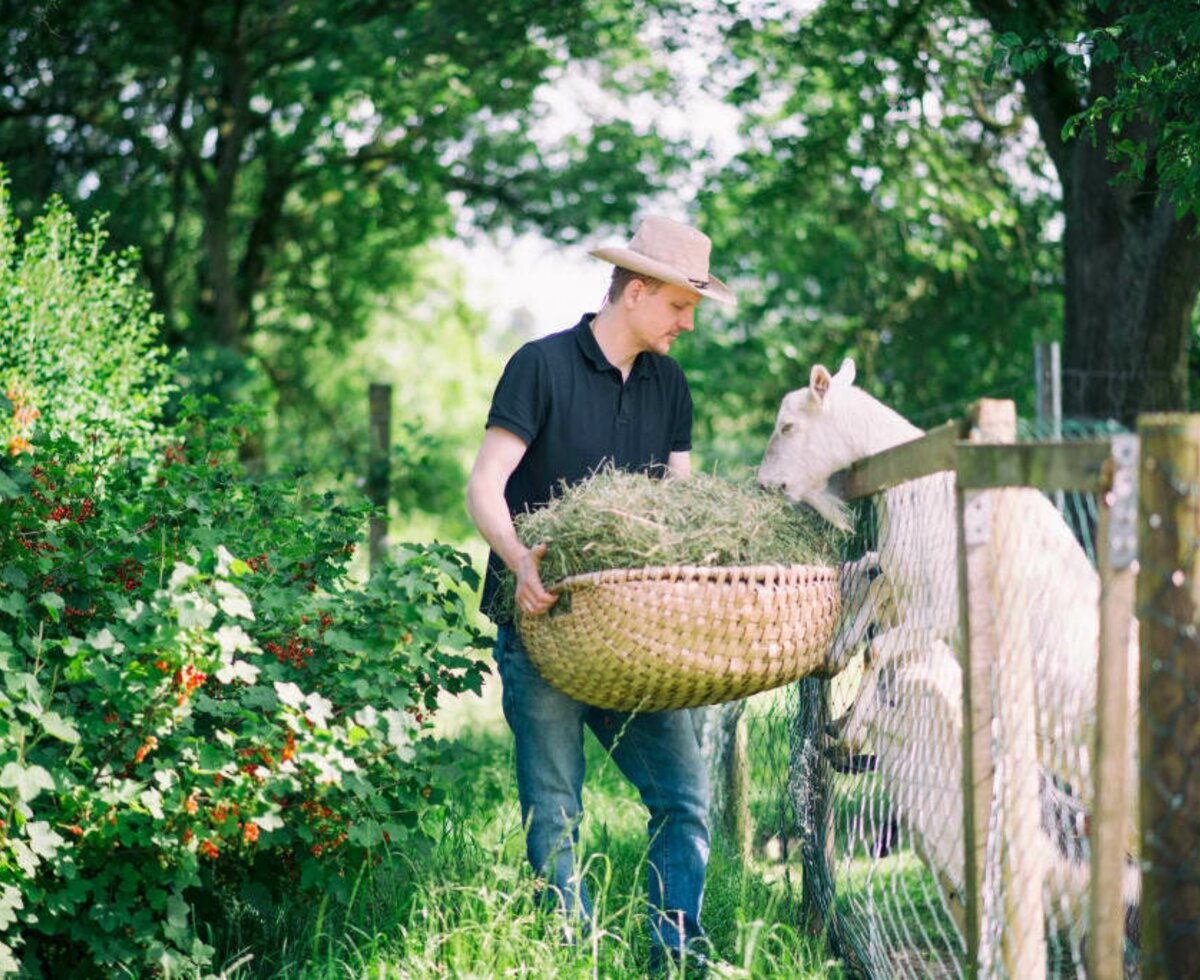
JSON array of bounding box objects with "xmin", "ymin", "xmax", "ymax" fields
[
  {"xmin": 810, "ymin": 364, "xmax": 833, "ymax": 404},
  {"xmin": 623, "ymin": 276, "xmax": 651, "ymax": 308}
]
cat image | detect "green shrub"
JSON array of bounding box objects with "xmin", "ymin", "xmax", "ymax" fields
[
  {"xmin": 0, "ymin": 407, "xmax": 489, "ymax": 974},
  {"xmin": 0, "ymin": 179, "xmax": 489, "ymax": 976},
  {"xmin": 0, "ymin": 173, "xmax": 172, "ymax": 461}
]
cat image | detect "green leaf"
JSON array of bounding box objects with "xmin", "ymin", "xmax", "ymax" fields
[
  {"xmin": 9, "ymin": 840, "xmax": 38, "ymax": 876},
  {"xmin": 0, "ymin": 885, "xmax": 24, "ymax": 930},
  {"xmin": 165, "ymin": 892, "xmax": 191, "ymax": 943},
  {"xmin": 40, "ymin": 591, "xmax": 64, "ymax": 622},
  {"xmin": 0, "ymin": 470, "xmax": 21, "ymax": 500},
  {"xmin": 0, "ymin": 761, "xmax": 56, "ymax": 801},
  {"xmin": 215, "ymin": 580, "xmax": 255, "ymax": 621},
  {"xmin": 215, "ymin": 659, "xmax": 260, "ymax": 685},
  {"xmin": 140, "ymin": 787, "xmax": 165, "ymax": 820},
  {"xmin": 253, "ymin": 812, "xmax": 285, "ymax": 832},
  {"xmin": 39, "ymin": 710, "xmax": 81, "ymax": 743},
  {"xmin": 26, "ymin": 820, "xmax": 65, "ymax": 858},
  {"xmin": 0, "ymin": 565, "xmax": 28, "ymax": 589},
  {"xmin": 214, "ymin": 623, "xmax": 255, "ymax": 657},
  {"xmin": 175, "ymin": 593, "xmax": 216, "ymax": 630},
  {"xmin": 274, "ymin": 681, "xmax": 305, "ymax": 709},
  {"xmin": 0, "ymin": 592, "xmax": 25, "ymax": 616}
]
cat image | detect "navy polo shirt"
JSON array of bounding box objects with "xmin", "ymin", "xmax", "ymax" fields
[{"xmin": 480, "ymin": 313, "xmax": 693, "ymax": 621}]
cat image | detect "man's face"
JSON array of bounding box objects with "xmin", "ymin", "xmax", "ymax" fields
[{"xmin": 627, "ymin": 280, "xmax": 701, "ymax": 355}]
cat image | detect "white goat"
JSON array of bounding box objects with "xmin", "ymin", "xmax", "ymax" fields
[{"xmin": 759, "ymin": 358, "xmax": 1140, "ymax": 944}]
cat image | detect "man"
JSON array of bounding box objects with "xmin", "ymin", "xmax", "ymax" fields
[{"xmin": 465, "ymin": 214, "xmax": 736, "ymax": 970}]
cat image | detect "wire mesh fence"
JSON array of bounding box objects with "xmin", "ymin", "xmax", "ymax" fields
[{"xmin": 703, "ymin": 409, "xmax": 1179, "ymax": 979}]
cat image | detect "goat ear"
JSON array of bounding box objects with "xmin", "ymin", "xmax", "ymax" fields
[
  {"xmin": 810, "ymin": 364, "xmax": 833, "ymax": 403},
  {"xmin": 832, "ymin": 358, "xmax": 856, "ymax": 387}
]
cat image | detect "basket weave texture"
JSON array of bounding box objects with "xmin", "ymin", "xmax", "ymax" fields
[{"xmin": 516, "ymin": 563, "xmax": 841, "ymax": 711}]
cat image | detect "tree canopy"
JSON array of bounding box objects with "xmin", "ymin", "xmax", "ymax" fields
[
  {"xmin": 0, "ymin": 1, "xmax": 685, "ymax": 393},
  {"xmin": 2, "ymin": 0, "xmax": 1197, "ymax": 476},
  {"xmin": 681, "ymin": 0, "xmax": 1199, "ymax": 454}
]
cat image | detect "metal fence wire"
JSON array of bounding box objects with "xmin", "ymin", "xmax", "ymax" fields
[{"xmin": 703, "ymin": 413, "xmax": 1186, "ymax": 979}]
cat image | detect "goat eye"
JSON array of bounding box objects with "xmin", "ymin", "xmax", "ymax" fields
[{"xmin": 780, "ymin": 422, "xmax": 794, "ymax": 435}]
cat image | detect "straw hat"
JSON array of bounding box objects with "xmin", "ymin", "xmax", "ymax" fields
[{"xmin": 589, "ymin": 215, "xmax": 737, "ymax": 307}]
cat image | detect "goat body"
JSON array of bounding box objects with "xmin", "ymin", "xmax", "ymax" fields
[{"xmin": 759, "ymin": 359, "xmax": 1140, "ymax": 941}]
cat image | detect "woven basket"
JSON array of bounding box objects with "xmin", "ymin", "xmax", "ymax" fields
[{"xmin": 516, "ymin": 563, "xmax": 841, "ymax": 711}]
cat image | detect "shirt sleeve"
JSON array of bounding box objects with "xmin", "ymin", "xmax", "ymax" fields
[
  {"xmin": 486, "ymin": 343, "xmax": 548, "ymax": 446},
  {"xmin": 670, "ymin": 367, "xmax": 693, "ymax": 453}
]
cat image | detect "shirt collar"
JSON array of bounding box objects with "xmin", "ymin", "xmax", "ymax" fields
[{"xmin": 573, "ymin": 313, "xmax": 652, "ymax": 380}]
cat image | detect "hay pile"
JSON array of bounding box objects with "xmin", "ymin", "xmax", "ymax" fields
[{"xmin": 496, "ymin": 466, "xmax": 843, "ymax": 619}]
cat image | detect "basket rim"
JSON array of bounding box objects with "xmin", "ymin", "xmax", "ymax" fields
[{"xmin": 545, "ymin": 561, "xmax": 839, "ymax": 595}]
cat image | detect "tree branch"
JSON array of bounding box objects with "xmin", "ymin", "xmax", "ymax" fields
[{"xmin": 969, "ymin": 0, "xmax": 1085, "ymax": 186}]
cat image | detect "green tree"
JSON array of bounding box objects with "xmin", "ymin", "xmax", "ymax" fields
[
  {"xmin": 990, "ymin": 0, "xmax": 1200, "ymax": 420},
  {"xmin": 682, "ymin": 0, "xmax": 1061, "ymax": 463},
  {"xmin": 698, "ymin": 0, "xmax": 1199, "ymax": 430},
  {"xmin": 0, "ymin": 0, "xmax": 683, "ymax": 387}
]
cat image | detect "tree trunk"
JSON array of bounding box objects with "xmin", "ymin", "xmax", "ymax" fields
[
  {"xmin": 203, "ymin": 204, "xmax": 242, "ymax": 350},
  {"xmin": 978, "ymin": 1, "xmax": 1200, "ymax": 426},
  {"xmin": 1062, "ymin": 133, "xmax": 1200, "ymax": 424}
]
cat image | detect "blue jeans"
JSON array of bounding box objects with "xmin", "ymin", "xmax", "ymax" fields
[{"xmin": 493, "ymin": 624, "xmax": 711, "ymax": 955}]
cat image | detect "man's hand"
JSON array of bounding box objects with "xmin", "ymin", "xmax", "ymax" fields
[{"xmin": 515, "ymin": 542, "xmax": 557, "ymax": 616}]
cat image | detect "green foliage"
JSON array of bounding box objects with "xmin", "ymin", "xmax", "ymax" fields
[
  {"xmin": 0, "ymin": 412, "xmax": 489, "ymax": 974},
  {"xmin": 993, "ymin": 3, "xmax": 1200, "ymax": 221},
  {"xmin": 206, "ymin": 727, "xmax": 839, "ymax": 977},
  {"xmin": 687, "ymin": 0, "xmax": 1060, "ymax": 464},
  {"xmin": 255, "ymin": 252, "xmax": 503, "ymax": 538},
  {"xmin": 0, "ymin": 176, "xmax": 172, "ymax": 461},
  {"xmin": 0, "ymin": 0, "xmax": 685, "ymax": 368}
]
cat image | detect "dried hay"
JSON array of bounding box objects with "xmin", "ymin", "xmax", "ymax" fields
[{"xmin": 495, "ymin": 465, "xmax": 843, "ymax": 619}]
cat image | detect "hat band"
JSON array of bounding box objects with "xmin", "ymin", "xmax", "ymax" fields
[{"xmin": 688, "ymin": 277, "xmax": 710, "ymax": 290}]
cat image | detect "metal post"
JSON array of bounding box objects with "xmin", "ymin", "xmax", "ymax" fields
[
  {"xmin": 368, "ymin": 383, "xmax": 392, "ymax": 570},
  {"xmin": 1036, "ymin": 340, "xmax": 1065, "ymax": 513},
  {"xmin": 1034, "ymin": 341, "xmax": 1063, "ymax": 438}
]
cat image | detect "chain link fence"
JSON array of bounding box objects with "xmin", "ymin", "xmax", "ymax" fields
[{"xmin": 703, "ymin": 409, "xmax": 1200, "ymax": 978}]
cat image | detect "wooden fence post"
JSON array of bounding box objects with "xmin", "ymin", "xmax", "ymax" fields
[
  {"xmin": 957, "ymin": 401, "xmax": 1004, "ymax": 979},
  {"xmin": 1136, "ymin": 414, "xmax": 1200, "ymax": 980},
  {"xmin": 368, "ymin": 383, "xmax": 392, "ymax": 570},
  {"xmin": 722, "ymin": 707, "xmax": 752, "ymax": 867},
  {"xmin": 1088, "ymin": 435, "xmax": 1139, "ymax": 980},
  {"xmin": 957, "ymin": 398, "xmax": 1045, "ymax": 979}
]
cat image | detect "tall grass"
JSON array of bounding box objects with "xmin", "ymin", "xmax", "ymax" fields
[{"xmin": 210, "ymin": 691, "xmax": 842, "ymax": 978}]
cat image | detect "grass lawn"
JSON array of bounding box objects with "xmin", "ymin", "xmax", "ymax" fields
[{"xmin": 209, "ymin": 673, "xmax": 844, "ymax": 978}]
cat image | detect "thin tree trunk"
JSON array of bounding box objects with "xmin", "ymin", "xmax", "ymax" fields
[{"xmin": 204, "ymin": 204, "xmax": 241, "ymax": 349}]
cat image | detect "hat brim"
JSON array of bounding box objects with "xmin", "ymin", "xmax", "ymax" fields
[{"xmin": 589, "ymin": 246, "xmax": 737, "ymax": 308}]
